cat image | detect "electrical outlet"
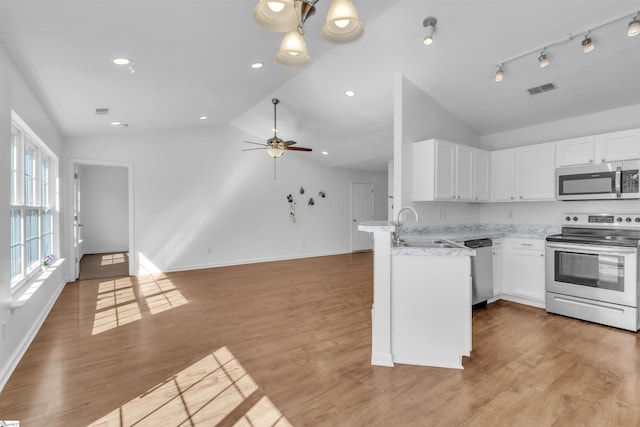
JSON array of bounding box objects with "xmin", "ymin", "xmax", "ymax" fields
[{"xmin": 206, "ymin": 247, "xmax": 212, "ymax": 255}]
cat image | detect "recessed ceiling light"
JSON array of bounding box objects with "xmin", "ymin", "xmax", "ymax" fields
[
  {"xmin": 110, "ymin": 121, "xmax": 121, "ymax": 126},
  {"xmin": 322, "ymin": 151, "xmax": 329, "ymax": 156},
  {"xmin": 112, "ymin": 58, "xmax": 130, "ymax": 65},
  {"xmin": 251, "ymin": 62, "xmax": 264, "ymax": 69},
  {"xmin": 345, "ymin": 90, "xmax": 355, "ymax": 97},
  {"xmin": 110, "ymin": 121, "xmax": 128, "ymax": 128},
  {"xmin": 199, "ymin": 116, "xmax": 208, "ymax": 120}
]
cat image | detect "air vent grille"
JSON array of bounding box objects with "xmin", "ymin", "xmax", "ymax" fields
[
  {"xmin": 527, "ymin": 82, "xmax": 557, "ymax": 95},
  {"xmin": 95, "ymin": 107, "xmax": 110, "ymax": 115}
]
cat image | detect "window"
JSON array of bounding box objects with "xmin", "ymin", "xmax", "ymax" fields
[{"xmin": 9, "ymin": 112, "xmax": 58, "ymax": 290}]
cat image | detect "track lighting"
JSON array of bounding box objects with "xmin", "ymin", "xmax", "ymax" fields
[
  {"xmin": 495, "ymin": 65, "xmax": 504, "ymax": 82},
  {"xmin": 253, "ymin": 0, "xmax": 364, "ymax": 66},
  {"xmin": 538, "ymin": 51, "xmax": 550, "ymax": 68},
  {"xmin": 581, "ymin": 34, "xmax": 594, "ymax": 53},
  {"xmin": 629, "ymin": 13, "xmax": 640, "ymax": 37},
  {"xmin": 422, "ymin": 16, "xmax": 437, "ymax": 45}
]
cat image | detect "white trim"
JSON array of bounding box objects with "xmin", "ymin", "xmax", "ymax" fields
[{"xmin": 67, "ymin": 159, "xmax": 135, "ymax": 281}]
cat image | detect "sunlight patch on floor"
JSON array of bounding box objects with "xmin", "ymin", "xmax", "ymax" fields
[
  {"xmin": 100, "ymin": 253, "xmax": 127, "ymax": 266},
  {"xmin": 88, "ymin": 346, "xmax": 291, "ymax": 426},
  {"xmin": 92, "ymin": 277, "xmax": 187, "ymax": 335}
]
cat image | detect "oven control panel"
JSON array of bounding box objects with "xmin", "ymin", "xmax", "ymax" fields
[{"xmin": 562, "ymin": 213, "xmax": 640, "ymax": 228}]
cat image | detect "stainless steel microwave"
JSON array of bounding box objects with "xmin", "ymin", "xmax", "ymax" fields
[{"xmin": 556, "ymin": 160, "xmax": 640, "ymax": 200}]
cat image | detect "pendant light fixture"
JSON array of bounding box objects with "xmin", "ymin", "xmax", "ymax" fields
[
  {"xmin": 629, "ymin": 12, "xmax": 640, "ymax": 37},
  {"xmin": 321, "ymin": 0, "xmax": 364, "ymax": 43},
  {"xmin": 495, "ymin": 65, "xmax": 504, "ymax": 82},
  {"xmin": 253, "ymin": 0, "xmax": 364, "ymax": 66}
]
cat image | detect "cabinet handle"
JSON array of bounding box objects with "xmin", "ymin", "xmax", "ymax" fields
[
  {"xmin": 510, "ymin": 196, "xmax": 514, "ymax": 200},
  {"xmin": 457, "ymin": 195, "xmax": 461, "ymax": 199},
  {"xmin": 475, "ymin": 196, "xmax": 478, "ymax": 200},
  {"xmin": 589, "ymin": 159, "xmax": 594, "ymax": 163},
  {"xmin": 602, "ymin": 158, "xmax": 606, "ymax": 162},
  {"xmin": 521, "ymin": 243, "xmax": 533, "ymax": 246},
  {"xmin": 519, "ymin": 196, "xmax": 523, "ymax": 199},
  {"xmin": 540, "ymin": 254, "xmax": 544, "ymax": 257}
]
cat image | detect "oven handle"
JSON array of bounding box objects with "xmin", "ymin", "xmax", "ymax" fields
[
  {"xmin": 546, "ymin": 242, "xmax": 637, "ymax": 255},
  {"xmin": 615, "ymin": 166, "xmax": 622, "ymax": 198}
]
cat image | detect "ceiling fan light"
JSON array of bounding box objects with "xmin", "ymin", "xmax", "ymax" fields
[
  {"xmin": 581, "ymin": 35, "xmax": 594, "ymax": 53},
  {"xmin": 321, "ymin": 0, "xmax": 364, "ymax": 43},
  {"xmin": 267, "ymin": 146, "xmax": 285, "ymax": 158},
  {"xmin": 276, "ymin": 29, "xmax": 311, "ymax": 66},
  {"xmin": 628, "ymin": 15, "xmax": 640, "ymax": 37},
  {"xmin": 253, "ymin": 0, "xmax": 298, "ymax": 32}
]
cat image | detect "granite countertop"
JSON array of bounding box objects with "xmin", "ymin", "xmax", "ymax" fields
[{"xmin": 359, "ymin": 222, "xmax": 561, "ymax": 257}]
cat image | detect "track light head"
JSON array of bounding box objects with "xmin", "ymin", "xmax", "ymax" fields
[
  {"xmin": 422, "ymin": 16, "xmax": 437, "ymax": 45},
  {"xmin": 581, "ymin": 34, "xmax": 594, "ymax": 53},
  {"xmin": 495, "ymin": 65, "xmax": 504, "ymax": 82},
  {"xmin": 538, "ymin": 51, "xmax": 550, "ymax": 68},
  {"xmin": 629, "ymin": 13, "xmax": 640, "ymax": 37}
]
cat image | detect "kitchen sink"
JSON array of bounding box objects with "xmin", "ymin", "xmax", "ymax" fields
[{"xmin": 393, "ymin": 236, "xmax": 465, "ymax": 249}]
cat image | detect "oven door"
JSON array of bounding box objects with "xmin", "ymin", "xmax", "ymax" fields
[{"xmin": 546, "ymin": 242, "xmax": 638, "ymax": 307}]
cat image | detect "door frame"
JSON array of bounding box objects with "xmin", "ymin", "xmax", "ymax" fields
[
  {"xmin": 350, "ymin": 181, "xmax": 374, "ymax": 252},
  {"xmin": 67, "ymin": 158, "xmax": 135, "ymax": 280}
]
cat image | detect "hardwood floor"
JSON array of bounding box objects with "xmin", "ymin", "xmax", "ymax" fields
[
  {"xmin": 1, "ymin": 252, "xmax": 640, "ymax": 426},
  {"xmin": 79, "ymin": 252, "xmax": 129, "ymax": 280}
]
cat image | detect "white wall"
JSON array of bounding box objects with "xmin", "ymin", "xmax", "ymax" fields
[
  {"xmin": 79, "ymin": 165, "xmax": 128, "ymax": 254},
  {"xmin": 0, "ymin": 40, "xmax": 65, "ymax": 391},
  {"xmin": 64, "ymin": 125, "xmax": 387, "ymax": 275},
  {"xmin": 395, "ymin": 75, "xmax": 482, "ymax": 224}
]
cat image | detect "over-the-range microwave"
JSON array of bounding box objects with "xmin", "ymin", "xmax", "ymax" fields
[{"xmin": 556, "ymin": 160, "xmax": 640, "ymax": 200}]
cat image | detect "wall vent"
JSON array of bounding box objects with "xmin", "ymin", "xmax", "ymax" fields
[
  {"xmin": 95, "ymin": 107, "xmax": 110, "ymax": 115},
  {"xmin": 527, "ymin": 82, "xmax": 557, "ymax": 95}
]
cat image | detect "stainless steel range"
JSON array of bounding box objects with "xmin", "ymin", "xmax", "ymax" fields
[{"xmin": 545, "ymin": 213, "xmax": 640, "ymax": 331}]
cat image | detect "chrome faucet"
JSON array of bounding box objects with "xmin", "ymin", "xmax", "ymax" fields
[{"xmin": 393, "ymin": 206, "xmax": 419, "ymax": 245}]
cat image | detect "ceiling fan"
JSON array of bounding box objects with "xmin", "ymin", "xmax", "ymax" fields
[{"xmin": 243, "ymin": 98, "xmax": 312, "ymax": 179}]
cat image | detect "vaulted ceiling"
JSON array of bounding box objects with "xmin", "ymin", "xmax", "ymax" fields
[{"xmin": 1, "ymin": 0, "xmax": 639, "ymax": 171}]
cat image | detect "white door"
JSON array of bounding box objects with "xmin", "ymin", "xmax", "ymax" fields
[
  {"xmin": 73, "ymin": 165, "xmax": 84, "ymax": 279},
  {"xmin": 351, "ymin": 182, "xmax": 374, "ymax": 252}
]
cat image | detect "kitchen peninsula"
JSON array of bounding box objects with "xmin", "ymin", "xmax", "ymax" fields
[{"xmin": 358, "ymin": 221, "xmax": 474, "ymax": 369}]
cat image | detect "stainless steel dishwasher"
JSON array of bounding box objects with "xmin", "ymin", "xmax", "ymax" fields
[{"xmin": 464, "ymin": 238, "xmax": 494, "ymax": 306}]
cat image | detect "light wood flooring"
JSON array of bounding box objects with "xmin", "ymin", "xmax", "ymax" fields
[
  {"xmin": 79, "ymin": 252, "xmax": 129, "ymax": 280},
  {"xmin": 1, "ymin": 252, "xmax": 640, "ymax": 426}
]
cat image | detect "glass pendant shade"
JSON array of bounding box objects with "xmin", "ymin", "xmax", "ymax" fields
[
  {"xmin": 538, "ymin": 53, "xmax": 550, "ymax": 68},
  {"xmin": 628, "ymin": 16, "xmax": 640, "ymax": 37},
  {"xmin": 495, "ymin": 68, "xmax": 504, "ymax": 82},
  {"xmin": 267, "ymin": 146, "xmax": 285, "ymax": 158},
  {"xmin": 581, "ymin": 36, "xmax": 594, "ymax": 53},
  {"xmin": 253, "ymin": 0, "xmax": 298, "ymax": 32},
  {"xmin": 321, "ymin": 0, "xmax": 364, "ymax": 43},
  {"xmin": 423, "ymin": 26, "xmax": 434, "ymax": 45},
  {"xmin": 276, "ymin": 29, "xmax": 312, "ymax": 66}
]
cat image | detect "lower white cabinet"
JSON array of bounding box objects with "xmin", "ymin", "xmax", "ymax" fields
[{"xmin": 500, "ymin": 238, "xmax": 545, "ymax": 307}]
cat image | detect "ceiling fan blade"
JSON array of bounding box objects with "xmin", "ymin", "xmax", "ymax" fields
[
  {"xmin": 241, "ymin": 147, "xmax": 267, "ymax": 152},
  {"xmin": 283, "ymin": 140, "xmax": 297, "ymax": 146},
  {"xmin": 243, "ymin": 140, "xmax": 268, "ymax": 147},
  {"xmin": 286, "ymin": 146, "xmax": 312, "ymax": 152}
]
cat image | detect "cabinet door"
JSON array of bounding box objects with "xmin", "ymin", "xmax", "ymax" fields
[
  {"xmin": 456, "ymin": 145, "xmax": 474, "ymax": 201},
  {"xmin": 510, "ymin": 248, "xmax": 545, "ymax": 301},
  {"xmin": 555, "ymin": 137, "xmax": 596, "ymax": 166},
  {"xmin": 491, "ymin": 149, "xmax": 516, "ymax": 201},
  {"xmin": 435, "ymin": 141, "xmax": 456, "ymax": 200},
  {"xmin": 474, "ymin": 149, "xmax": 490, "ymax": 201},
  {"xmin": 492, "ymin": 241, "xmax": 503, "ymax": 296},
  {"xmin": 518, "ymin": 142, "xmax": 556, "ymax": 200},
  {"xmin": 596, "ymin": 129, "xmax": 640, "ymax": 163}
]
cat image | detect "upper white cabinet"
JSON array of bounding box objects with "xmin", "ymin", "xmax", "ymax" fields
[
  {"xmin": 491, "ymin": 142, "xmax": 555, "ymax": 201},
  {"xmin": 555, "ymin": 136, "xmax": 596, "ymax": 167},
  {"xmin": 413, "ymin": 139, "xmax": 484, "ymax": 202},
  {"xmin": 596, "ymin": 129, "xmax": 640, "ymax": 163},
  {"xmin": 474, "ymin": 149, "xmax": 490, "ymax": 202},
  {"xmin": 555, "ymin": 129, "xmax": 640, "ymax": 166}
]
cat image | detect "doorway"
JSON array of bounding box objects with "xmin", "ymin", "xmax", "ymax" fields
[
  {"xmin": 351, "ymin": 181, "xmax": 374, "ymax": 252},
  {"xmin": 69, "ymin": 159, "xmax": 135, "ymax": 280}
]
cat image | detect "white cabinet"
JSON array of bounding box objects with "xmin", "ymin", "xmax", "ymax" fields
[
  {"xmin": 596, "ymin": 128, "xmax": 640, "ymax": 163},
  {"xmin": 492, "ymin": 239, "xmax": 503, "ymax": 297},
  {"xmin": 413, "ymin": 139, "xmax": 484, "ymax": 202},
  {"xmin": 474, "ymin": 149, "xmax": 490, "ymax": 201},
  {"xmin": 555, "ymin": 136, "xmax": 596, "ymax": 167},
  {"xmin": 502, "ymin": 238, "xmax": 545, "ymax": 306},
  {"xmin": 555, "ymin": 129, "xmax": 640, "ymax": 166},
  {"xmin": 491, "ymin": 142, "xmax": 555, "ymax": 201}
]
